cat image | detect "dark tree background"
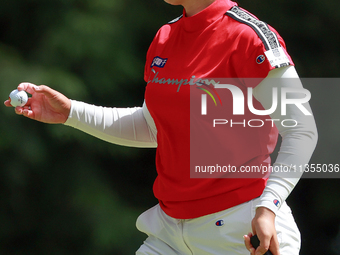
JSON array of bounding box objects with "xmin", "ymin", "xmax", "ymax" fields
[{"xmin": 0, "ymin": 0, "xmax": 339, "ymax": 254}]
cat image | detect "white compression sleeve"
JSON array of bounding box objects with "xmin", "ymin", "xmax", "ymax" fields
[
  {"xmin": 64, "ymin": 100, "xmax": 157, "ymax": 148},
  {"xmin": 253, "ymin": 66, "xmax": 318, "ymax": 214}
]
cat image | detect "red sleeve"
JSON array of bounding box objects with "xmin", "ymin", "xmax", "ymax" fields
[
  {"xmin": 144, "ymin": 41, "xmax": 154, "ymax": 83},
  {"xmin": 231, "ymin": 24, "xmax": 294, "ymax": 87}
]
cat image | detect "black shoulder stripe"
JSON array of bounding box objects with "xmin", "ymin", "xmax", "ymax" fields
[
  {"xmin": 168, "ymin": 15, "xmax": 183, "ymax": 24},
  {"xmin": 225, "ymin": 6, "xmax": 281, "ymax": 51}
]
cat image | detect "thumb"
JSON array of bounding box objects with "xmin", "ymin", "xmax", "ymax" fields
[
  {"xmin": 33, "ymin": 85, "xmax": 71, "ymax": 117},
  {"xmin": 33, "ymin": 85, "xmax": 70, "ymax": 105},
  {"xmin": 33, "ymin": 85, "xmax": 59, "ymax": 98}
]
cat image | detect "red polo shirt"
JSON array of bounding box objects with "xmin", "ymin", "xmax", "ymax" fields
[{"xmin": 144, "ymin": 0, "xmax": 293, "ymax": 219}]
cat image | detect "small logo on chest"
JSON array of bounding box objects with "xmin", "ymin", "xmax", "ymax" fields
[{"xmin": 151, "ymin": 56, "xmax": 168, "ymax": 68}]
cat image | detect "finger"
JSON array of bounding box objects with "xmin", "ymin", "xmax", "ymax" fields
[
  {"xmin": 33, "ymin": 85, "xmax": 58, "ymax": 99},
  {"xmin": 255, "ymin": 235, "xmax": 271, "ymax": 255},
  {"xmin": 14, "ymin": 104, "xmax": 34, "ymax": 119},
  {"xmin": 244, "ymin": 235, "xmax": 251, "ymax": 251},
  {"xmin": 269, "ymin": 235, "xmax": 280, "ymax": 255},
  {"xmin": 22, "ymin": 108, "xmax": 35, "ymax": 119},
  {"xmin": 244, "ymin": 233, "xmax": 253, "ymax": 250},
  {"xmin": 22, "ymin": 104, "xmax": 31, "ymax": 111},
  {"xmin": 244, "ymin": 233, "xmax": 256, "ymax": 255},
  {"xmin": 18, "ymin": 82, "xmax": 39, "ymax": 94},
  {"xmin": 4, "ymin": 99, "xmax": 12, "ymax": 107},
  {"xmin": 255, "ymin": 247, "xmax": 267, "ymax": 255},
  {"xmin": 14, "ymin": 106, "xmax": 24, "ymax": 115}
]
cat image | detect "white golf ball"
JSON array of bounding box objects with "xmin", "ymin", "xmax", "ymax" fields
[{"xmin": 9, "ymin": 89, "xmax": 28, "ymax": 107}]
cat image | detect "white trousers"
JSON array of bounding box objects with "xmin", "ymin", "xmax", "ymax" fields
[{"xmin": 136, "ymin": 198, "xmax": 300, "ymax": 255}]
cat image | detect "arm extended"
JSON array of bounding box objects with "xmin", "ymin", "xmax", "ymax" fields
[{"xmin": 64, "ymin": 100, "xmax": 157, "ymax": 148}]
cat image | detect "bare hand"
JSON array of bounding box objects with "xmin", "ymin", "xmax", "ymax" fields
[
  {"xmin": 4, "ymin": 82, "xmax": 71, "ymax": 124},
  {"xmin": 244, "ymin": 207, "xmax": 280, "ymax": 255}
]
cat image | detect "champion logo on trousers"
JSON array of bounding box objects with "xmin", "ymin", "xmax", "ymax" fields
[
  {"xmin": 273, "ymin": 199, "xmax": 280, "ymax": 207},
  {"xmin": 215, "ymin": 220, "xmax": 224, "ymax": 226}
]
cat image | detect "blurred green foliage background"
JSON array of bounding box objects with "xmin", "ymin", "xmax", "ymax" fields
[{"xmin": 0, "ymin": 0, "xmax": 339, "ymax": 254}]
